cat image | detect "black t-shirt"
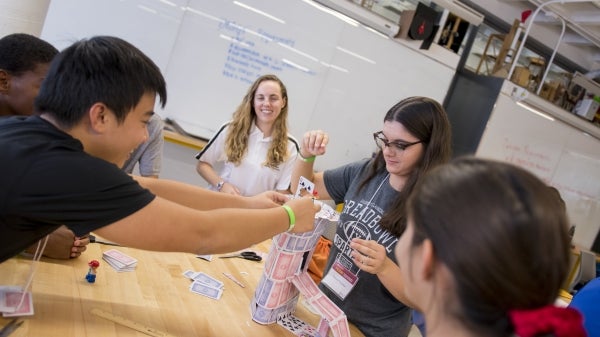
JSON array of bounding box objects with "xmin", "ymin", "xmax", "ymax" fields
[{"xmin": 0, "ymin": 116, "xmax": 155, "ymax": 262}]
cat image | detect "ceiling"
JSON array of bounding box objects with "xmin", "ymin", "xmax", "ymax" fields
[{"xmin": 497, "ymin": 0, "xmax": 600, "ymax": 67}]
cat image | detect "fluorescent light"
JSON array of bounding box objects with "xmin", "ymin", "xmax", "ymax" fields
[
  {"xmin": 158, "ymin": 0, "xmax": 177, "ymax": 7},
  {"xmin": 277, "ymin": 43, "xmax": 319, "ymax": 62},
  {"xmin": 301, "ymin": 0, "xmax": 359, "ymax": 26},
  {"xmin": 219, "ymin": 34, "xmax": 252, "ymax": 48},
  {"xmin": 329, "ymin": 64, "xmax": 349, "ymax": 73},
  {"xmin": 516, "ymin": 102, "xmax": 555, "ymax": 121},
  {"xmin": 234, "ymin": 1, "xmax": 285, "ymax": 24},
  {"xmin": 363, "ymin": 26, "xmax": 389, "ymax": 39},
  {"xmin": 319, "ymin": 61, "xmax": 349, "ymax": 73},
  {"xmin": 282, "ymin": 58, "xmax": 311, "ymax": 73},
  {"xmin": 138, "ymin": 5, "xmax": 157, "ymax": 14},
  {"xmin": 336, "ymin": 46, "xmax": 375, "ymax": 64}
]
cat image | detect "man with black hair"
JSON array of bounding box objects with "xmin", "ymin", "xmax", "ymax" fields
[{"xmin": 0, "ymin": 36, "xmax": 318, "ymax": 263}]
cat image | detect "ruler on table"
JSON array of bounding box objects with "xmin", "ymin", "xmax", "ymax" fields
[{"xmin": 90, "ymin": 308, "xmax": 177, "ymax": 337}]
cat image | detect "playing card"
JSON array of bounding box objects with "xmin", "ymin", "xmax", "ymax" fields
[
  {"xmin": 277, "ymin": 313, "xmax": 318, "ymax": 336},
  {"xmin": 182, "ymin": 270, "xmax": 196, "ymax": 279},
  {"xmin": 317, "ymin": 318, "xmax": 330, "ymax": 337},
  {"xmin": 266, "ymin": 280, "xmax": 285, "ymax": 308},
  {"xmin": 310, "ymin": 295, "xmax": 343, "ymax": 322},
  {"xmin": 272, "ymin": 252, "xmax": 294, "ymax": 280},
  {"xmin": 189, "ymin": 281, "xmax": 223, "ymax": 300},
  {"xmin": 292, "ymin": 273, "xmax": 320, "ymax": 298},
  {"xmin": 285, "ymin": 236, "xmax": 297, "ymax": 251},
  {"xmin": 1, "ymin": 289, "xmax": 34, "ymax": 317},
  {"xmin": 255, "ymin": 276, "xmax": 273, "ymax": 306},
  {"xmin": 196, "ymin": 255, "xmax": 213, "ymax": 261},
  {"xmin": 295, "ymin": 176, "xmax": 315, "ymax": 198},
  {"xmin": 329, "ymin": 319, "xmax": 351, "ymax": 337},
  {"xmin": 192, "ymin": 272, "xmax": 224, "ymax": 289}
]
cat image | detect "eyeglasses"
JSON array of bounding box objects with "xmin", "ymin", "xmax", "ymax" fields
[{"xmin": 373, "ymin": 131, "xmax": 422, "ymax": 153}]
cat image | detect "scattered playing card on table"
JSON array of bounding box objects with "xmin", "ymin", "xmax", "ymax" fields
[
  {"xmin": 196, "ymin": 255, "xmax": 213, "ymax": 261},
  {"xmin": 182, "ymin": 270, "xmax": 196, "ymax": 280},
  {"xmin": 189, "ymin": 281, "xmax": 223, "ymax": 300},
  {"xmin": 192, "ymin": 272, "xmax": 224, "ymax": 289},
  {"xmin": 0, "ymin": 287, "xmax": 34, "ymax": 317}
]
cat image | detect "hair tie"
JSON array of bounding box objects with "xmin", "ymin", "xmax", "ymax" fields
[{"xmin": 509, "ymin": 305, "xmax": 586, "ymax": 337}]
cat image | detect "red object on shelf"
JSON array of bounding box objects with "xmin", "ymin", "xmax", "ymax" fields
[{"xmin": 521, "ymin": 10, "xmax": 532, "ymax": 23}]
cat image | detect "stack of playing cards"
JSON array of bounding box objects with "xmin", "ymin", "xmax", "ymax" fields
[
  {"xmin": 102, "ymin": 249, "xmax": 137, "ymax": 272},
  {"xmin": 182, "ymin": 270, "xmax": 224, "ymax": 300}
]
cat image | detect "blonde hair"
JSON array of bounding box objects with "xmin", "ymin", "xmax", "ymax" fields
[{"xmin": 225, "ymin": 74, "xmax": 290, "ymax": 168}]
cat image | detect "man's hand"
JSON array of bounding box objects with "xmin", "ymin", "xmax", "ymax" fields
[
  {"xmin": 284, "ymin": 197, "xmax": 321, "ymax": 233},
  {"xmin": 248, "ymin": 191, "xmax": 290, "ymax": 208},
  {"xmin": 26, "ymin": 226, "xmax": 90, "ymax": 259}
]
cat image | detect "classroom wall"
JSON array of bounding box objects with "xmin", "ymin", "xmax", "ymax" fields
[
  {"xmin": 475, "ymin": 81, "xmax": 600, "ymax": 250},
  {"xmin": 38, "ymin": 0, "xmax": 456, "ymax": 172},
  {"xmin": 0, "ymin": 0, "xmax": 50, "ymax": 37}
]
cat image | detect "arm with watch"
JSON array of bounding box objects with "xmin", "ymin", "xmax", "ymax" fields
[{"xmin": 195, "ymin": 161, "xmax": 241, "ymax": 195}]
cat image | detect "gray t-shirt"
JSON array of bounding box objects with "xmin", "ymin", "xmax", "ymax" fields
[
  {"xmin": 122, "ymin": 114, "xmax": 164, "ymax": 176},
  {"xmin": 320, "ymin": 159, "xmax": 411, "ymax": 337}
]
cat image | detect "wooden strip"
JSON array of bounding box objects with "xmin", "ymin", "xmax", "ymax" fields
[{"xmin": 90, "ymin": 308, "xmax": 176, "ymax": 337}]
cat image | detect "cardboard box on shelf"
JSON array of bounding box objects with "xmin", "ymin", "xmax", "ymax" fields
[
  {"xmin": 511, "ymin": 66, "xmax": 530, "ymax": 88},
  {"xmin": 573, "ymin": 97, "xmax": 600, "ymax": 121},
  {"xmin": 540, "ymin": 81, "xmax": 560, "ymax": 101}
]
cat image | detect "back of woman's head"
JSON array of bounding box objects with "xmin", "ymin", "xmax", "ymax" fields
[
  {"xmin": 376, "ymin": 96, "xmax": 452, "ymax": 236},
  {"xmin": 408, "ymin": 157, "xmax": 571, "ymax": 336},
  {"xmin": 35, "ymin": 36, "xmax": 167, "ymax": 128}
]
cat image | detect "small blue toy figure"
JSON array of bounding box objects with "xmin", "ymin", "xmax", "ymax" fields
[{"xmin": 86, "ymin": 259, "xmax": 100, "ymax": 283}]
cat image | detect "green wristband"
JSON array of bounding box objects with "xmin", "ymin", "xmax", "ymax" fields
[
  {"xmin": 300, "ymin": 154, "xmax": 316, "ymax": 163},
  {"xmin": 282, "ymin": 205, "xmax": 296, "ymax": 232}
]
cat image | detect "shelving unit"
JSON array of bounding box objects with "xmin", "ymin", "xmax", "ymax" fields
[{"xmin": 475, "ymin": 19, "xmax": 522, "ymax": 77}]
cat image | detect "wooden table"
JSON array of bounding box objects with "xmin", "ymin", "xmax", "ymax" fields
[{"xmin": 0, "ymin": 239, "xmax": 364, "ymax": 337}]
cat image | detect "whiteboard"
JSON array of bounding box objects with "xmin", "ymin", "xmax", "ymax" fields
[
  {"xmin": 476, "ymin": 90, "xmax": 600, "ymax": 249},
  {"xmin": 40, "ymin": 0, "xmax": 455, "ymax": 169}
]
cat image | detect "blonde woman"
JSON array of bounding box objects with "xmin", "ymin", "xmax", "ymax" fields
[{"xmin": 196, "ymin": 74, "xmax": 298, "ymax": 196}]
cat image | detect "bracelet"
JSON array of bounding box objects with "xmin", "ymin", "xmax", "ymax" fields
[
  {"xmin": 299, "ymin": 153, "xmax": 316, "ymax": 163},
  {"xmin": 216, "ymin": 180, "xmax": 225, "ymax": 191},
  {"xmin": 281, "ymin": 205, "xmax": 296, "ymax": 232}
]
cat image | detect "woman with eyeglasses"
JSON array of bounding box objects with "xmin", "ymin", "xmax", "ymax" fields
[{"xmin": 291, "ymin": 96, "xmax": 452, "ymax": 337}]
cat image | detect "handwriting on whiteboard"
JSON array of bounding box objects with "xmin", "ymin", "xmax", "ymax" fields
[{"xmin": 502, "ymin": 137, "xmax": 555, "ymax": 183}]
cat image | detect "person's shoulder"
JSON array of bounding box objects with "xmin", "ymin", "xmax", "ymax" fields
[
  {"xmin": 0, "ymin": 116, "xmax": 73, "ymax": 145},
  {"xmin": 347, "ymin": 158, "xmax": 373, "ymax": 171},
  {"xmin": 325, "ymin": 158, "xmax": 372, "ymax": 178},
  {"xmin": 195, "ymin": 122, "xmax": 230, "ymax": 159}
]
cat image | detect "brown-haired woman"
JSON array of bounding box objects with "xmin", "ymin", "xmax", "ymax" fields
[
  {"xmin": 291, "ymin": 96, "xmax": 452, "ymax": 337},
  {"xmin": 396, "ymin": 157, "xmax": 585, "ymax": 337}
]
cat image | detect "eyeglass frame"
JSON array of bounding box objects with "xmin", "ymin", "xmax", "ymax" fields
[{"xmin": 373, "ymin": 131, "xmax": 423, "ymax": 153}]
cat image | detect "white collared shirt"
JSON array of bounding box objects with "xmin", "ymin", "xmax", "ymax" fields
[{"xmin": 196, "ymin": 122, "xmax": 298, "ymax": 196}]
